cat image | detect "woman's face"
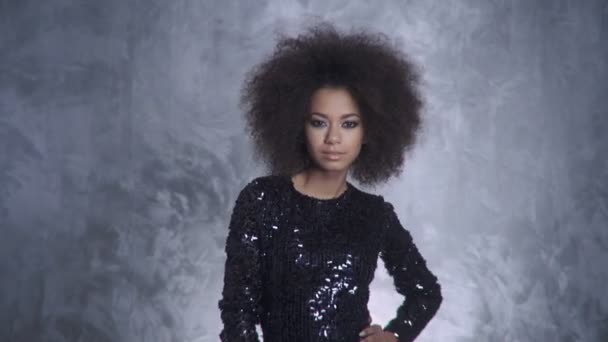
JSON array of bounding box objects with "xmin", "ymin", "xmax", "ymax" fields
[{"xmin": 304, "ymin": 86, "xmax": 365, "ymax": 172}]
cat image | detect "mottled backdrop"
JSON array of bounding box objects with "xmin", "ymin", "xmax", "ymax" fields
[{"xmin": 1, "ymin": 1, "xmax": 607, "ymax": 341}]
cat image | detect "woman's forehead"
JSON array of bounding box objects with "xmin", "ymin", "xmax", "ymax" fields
[{"xmin": 309, "ymin": 87, "xmax": 360, "ymax": 114}]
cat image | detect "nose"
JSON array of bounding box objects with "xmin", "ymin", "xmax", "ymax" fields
[{"xmin": 325, "ymin": 124, "xmax": 341, "ymax": 144}]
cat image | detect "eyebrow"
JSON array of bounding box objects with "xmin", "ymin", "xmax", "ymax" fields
[{"xmin": 311, "ymin": 112, "xmax": 360, "ymax": 119}]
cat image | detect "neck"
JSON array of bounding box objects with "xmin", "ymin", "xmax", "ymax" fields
[{"xmin": 292, "ymin": 167, "xmax": 349, "ymax": 199}]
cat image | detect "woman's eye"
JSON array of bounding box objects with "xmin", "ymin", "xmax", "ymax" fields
[
  {"xmin": 309, "ymin": 120, "xmax": 359, "ymax": 128},
  {"xmin": 310, "ymin": 120, "xmax": 326, "ymax": 127}
]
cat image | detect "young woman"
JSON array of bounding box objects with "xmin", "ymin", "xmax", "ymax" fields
[{"xmin": 218, "ymin": 23, "xmax": 443, "ymax": 342}]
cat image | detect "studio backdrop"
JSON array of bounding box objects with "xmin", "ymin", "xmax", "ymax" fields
[{"xmin": 1, "ymin": 1, "xmax": 607, "ymax": 341}]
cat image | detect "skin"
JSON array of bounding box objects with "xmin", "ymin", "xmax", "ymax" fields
[
  {"xmin": 291, "ymin": 86, "xmax": 364, "ymax": 199},
  {"xmin": 291, "ymin": 86, "xmax": 398, "ymax": 342}
]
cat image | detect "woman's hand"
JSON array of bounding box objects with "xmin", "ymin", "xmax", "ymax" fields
[{"xmin": 359, "ymin": 323, "xmax": 399, "ymax": 342}]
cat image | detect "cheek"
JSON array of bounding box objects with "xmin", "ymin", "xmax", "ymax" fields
[
  {"xmin": 347, "ymin": 129, "xmax": 365, "ymax": 145},
  {"xmin": 305, "ymin": 128, "xmax": 324, "ymax": 145}
]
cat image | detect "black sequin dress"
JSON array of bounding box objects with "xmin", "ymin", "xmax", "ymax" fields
[{"xmin": 218, "ymin": 174, "xmax": 442, "ymax": 342}]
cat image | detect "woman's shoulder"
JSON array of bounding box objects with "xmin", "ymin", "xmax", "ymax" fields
[
  {"xmin": 236, "ymin": 174, "xmax": 287, "ymax": 201},
  {"xmin": 244, "ymin": 174, "xmax": 287, "ymax": 190},
  {"xmin": 344, "ymin": 184, "xmax": 390, "ymax": 212},
  {"xmin": 355, "ymin": 189, "xmax": 397, "ymax": 219}
]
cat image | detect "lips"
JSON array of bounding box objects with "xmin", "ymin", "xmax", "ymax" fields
[{"xmin": 321, "ymin": 151, "xmax": 345, "ymax": 160}]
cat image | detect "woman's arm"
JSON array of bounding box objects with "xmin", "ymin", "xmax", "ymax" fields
[
  {"xmin": 379, "ymin": 201, "xmax": 443, "ymax": 342},
  {"xmin": 218, "ymin": 181, "xmax": 264, "ymax": 342}
]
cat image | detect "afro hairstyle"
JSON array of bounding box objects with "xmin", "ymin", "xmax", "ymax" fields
[{"xmin": 240, "ymin": 22, "xmax": 424, "ymax": 187}]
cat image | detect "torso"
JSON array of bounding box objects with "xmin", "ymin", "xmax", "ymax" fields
[{"xmin": 251, "ymin": 174, "xmax": 387, "ymax": 341}]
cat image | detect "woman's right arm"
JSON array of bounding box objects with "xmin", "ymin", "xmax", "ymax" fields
[{"xmin": 218, "ymin": 180, "xmax": 264, "ymax": 342}]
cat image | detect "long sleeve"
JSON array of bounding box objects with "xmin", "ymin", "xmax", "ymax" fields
[
  {"xmin": 379, "ymin": 201, "xmax": 443, "ymax": 342},
  {"xmin": 218, "ymin": 182, "xmax": 264, "ymax": 342}
]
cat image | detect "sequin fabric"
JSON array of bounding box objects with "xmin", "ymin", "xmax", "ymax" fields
[{"xmin": 218, "ymin": 174, "xmax": 442, "ymax": 342}]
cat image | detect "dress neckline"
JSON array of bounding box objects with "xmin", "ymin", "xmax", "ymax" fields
[{"xmin": 280, "ymin": 174, "xmax": 353, "ymax": 203}]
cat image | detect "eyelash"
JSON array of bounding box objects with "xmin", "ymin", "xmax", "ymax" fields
[{"xmin": 310, "ymin": 120, "xmax": 359, "ymax": 128}]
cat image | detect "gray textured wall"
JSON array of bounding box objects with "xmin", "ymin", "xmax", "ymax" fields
[{"xmin": 1, "ymin": 1, "xmax": 607, "ymax": 341}]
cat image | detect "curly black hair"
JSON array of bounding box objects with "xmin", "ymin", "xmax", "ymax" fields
[{"xmin": 240, "ymin": 22, "xmax": 424, "ymax": 187}]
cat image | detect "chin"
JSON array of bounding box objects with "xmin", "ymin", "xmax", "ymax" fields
[
  {"xmin": 314, "ymin": 159, "xmax": 352, "ymax": 172},
  {"xmin": 320, "ymin": 165, "xmax": 346, "ymax": 171}
]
